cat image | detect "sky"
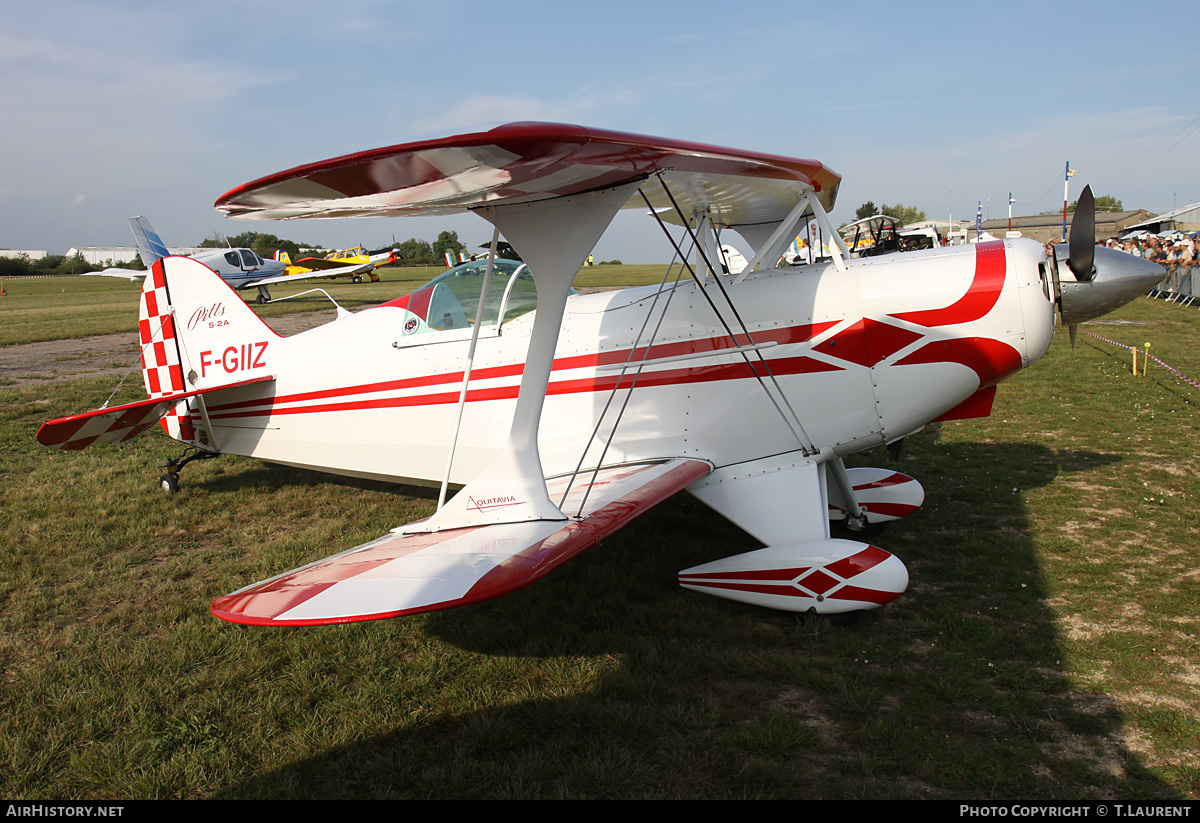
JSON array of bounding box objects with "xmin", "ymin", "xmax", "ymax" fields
[{"xmin": 3, "ymin": 0, "xmax": 1198, "ymax": 262}]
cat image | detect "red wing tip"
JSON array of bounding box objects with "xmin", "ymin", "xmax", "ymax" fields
[{"xmin": 210, "ymin": 597, "xmax": 464, "ymax": 627}]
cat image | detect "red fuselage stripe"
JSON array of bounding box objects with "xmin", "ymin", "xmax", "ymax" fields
[
  {"xmin": 202, "ymin": 322, "xmax": 838, "ymax": 418},
  {"xmin": 889, "ymin": 241, "xmax": 1007, "ymax": 328},
  {"xmin": 207, "ymin": 355, "xmax": 841, "ymax": 420}
]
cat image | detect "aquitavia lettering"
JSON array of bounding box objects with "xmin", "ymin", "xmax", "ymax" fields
[{"xmin": 466, "ymin": 495, "xmax": 521, "ymax": 512}]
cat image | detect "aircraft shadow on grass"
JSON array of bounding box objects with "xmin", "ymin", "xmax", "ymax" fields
[{"xmin": 210, "ymin": 439, "xmax": 1177, "ymax": 799}]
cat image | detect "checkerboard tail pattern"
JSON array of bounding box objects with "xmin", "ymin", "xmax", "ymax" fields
[{"xmin": 138, "ymin": 261, "xmax": 193, "ymax": 442}]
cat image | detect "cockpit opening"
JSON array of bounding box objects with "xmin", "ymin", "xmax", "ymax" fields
[{"xmin": 384, "ymin": 257, "xmax": 574, "ymax": 340}]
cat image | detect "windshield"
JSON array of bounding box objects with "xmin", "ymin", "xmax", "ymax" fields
[{"xmin": 384, "ymin": 257, "xmax": 571, "ymax": 338}]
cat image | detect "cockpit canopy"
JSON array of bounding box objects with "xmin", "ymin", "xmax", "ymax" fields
[
  {"xmin": 384, "ymin": 257, "xmax": 573, "ymax": 339},
  {"xmin": 223, "ymin": 249, "xmax": 267, "ymax": 270}
]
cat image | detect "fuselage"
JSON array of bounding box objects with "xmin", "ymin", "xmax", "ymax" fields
[
  {"xmin": 180, "ymin": 237, "xmax": 1056, "ymax": 488},
  {"xmin": 190, "ymin": 247, "xmax": 287, "ymax": 289}
]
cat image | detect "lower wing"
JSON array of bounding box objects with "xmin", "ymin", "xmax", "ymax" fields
[{"xmin": 211, "ymin": 458, "xmax": 713, "ymax": 626}]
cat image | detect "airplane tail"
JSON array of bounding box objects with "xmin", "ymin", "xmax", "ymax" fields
[
  {"xmin": 37, "ymin": 257, "xmax": 276, "ymax": 453},
  {"xmin": 138, "ymin": 255, "xmax": 277, "ymax": 444},
  {"xmin": 275, "ymin": 250, "xmax": 292, "ymax": 265},
  {"xmin": 129, "ymin": 216, "xmax": 171, "ymax": 268}
]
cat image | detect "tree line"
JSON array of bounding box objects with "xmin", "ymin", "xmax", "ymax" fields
[{"xmin": 0, "ymin": 253, "xmax": 101, "ymax": 277}]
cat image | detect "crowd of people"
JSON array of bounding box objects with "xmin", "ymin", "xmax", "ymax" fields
[
  {"xmin": 1040, "ymin": 233, "xmax": 1198, "ymax": 273},
  {"xmin": 1106, "ymin": 234, "xmax": 1197, "ymax": 270}
]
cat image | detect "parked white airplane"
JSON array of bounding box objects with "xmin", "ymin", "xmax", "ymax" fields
[
  {"xmin": 89, "ymin": 216, "xmax": 375, "ymax": 303},
  {"xmin": 39, "ymin": 123, "xmax": 1163, "ymax": 626}
]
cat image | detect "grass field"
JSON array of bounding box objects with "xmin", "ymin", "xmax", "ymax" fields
[{"xmin": 1, "ymin": 269, "xmax": 1198, "ymax": 799}]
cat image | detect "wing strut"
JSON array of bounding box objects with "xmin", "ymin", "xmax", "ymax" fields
[
  {"xmin": 644, "ymin": 180, "xmax": 818, "ymax": 457},
  {"xmin": 436, "ymin": 226, "xmax": 501, "ymax": 512},
  {"xmin": 404, "ymin": 180, "xmax": 645, "ymax": 534},
  {"xmin": 557, "ymin": 237, "xmax": 696, "ymax": 516},
  {"xmin": 733, "ymin": 196, "xmax": 813, "ymax": 282},
  {"xmin": 806, "ymin": 192, "xmax": 850, "ymax": 272}
]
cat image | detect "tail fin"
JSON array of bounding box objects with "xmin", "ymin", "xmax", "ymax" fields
[
  {"xmin": 275, "ymin": 250, "xmax": 292, "ymax": 265},
  {"xmin": 138, "ymin": 260, "xmax": 190, "ymax": 441},
  {"xmin": 139, "ymin": 256, "xmax": 277, "ymax": 442},
  {"xmin": 129, "ymin": 216, "xmax": 171, "ymax": 268}
]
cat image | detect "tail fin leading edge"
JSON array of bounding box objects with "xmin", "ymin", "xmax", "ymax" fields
[{"xmin": 139, "ymin": 260, "xmax": 190, "ymax": 440}]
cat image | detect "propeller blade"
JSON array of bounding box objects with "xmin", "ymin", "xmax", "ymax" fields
[
  {"xmin": 1068, "ymin": 185, "xmax": 1096, "ymax": 282},
  {"xmin": 1069, "ymin": 323, "xmax": 1078, "ymax": 349}
]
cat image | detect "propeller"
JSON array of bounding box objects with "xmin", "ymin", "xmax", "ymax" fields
[
  {"xmin": 1067, "ymin": 185, "xmax": 1096, "ymax": 283},
  {"xmin": 1058, "ymin": 184, "xmax": 1096, "ymax": 346},
  {"xmin": 1053, "ymin": 182, "xmax": 1166, "ymax": 348}
]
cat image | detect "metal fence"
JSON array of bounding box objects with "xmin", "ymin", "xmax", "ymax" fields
[{"xmin": 1150, "ymin": 263, "xmax": 1198, "ymax": 306}]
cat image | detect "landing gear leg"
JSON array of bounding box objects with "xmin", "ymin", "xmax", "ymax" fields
[
  {"xmin": 255, "ymin": 285, "xmax": 272, "ymax": 304},
  {"xmin": 827, "ymin": 456, "xmax": 867, "ymax": 531},
  {"xmin": 158, "ymin": 447, "xmax": 220, "ymax": 494}
]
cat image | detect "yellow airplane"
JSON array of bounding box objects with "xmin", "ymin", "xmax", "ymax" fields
[{"xmin": 275, "ymin": 246, "xmax": 399, "ymax": 282}]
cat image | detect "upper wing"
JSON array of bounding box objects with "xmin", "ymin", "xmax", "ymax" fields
[
  {"xmin": 214, "ymin": 121, "xmax": 841, "ymax": 229},
  {"xmin": 211, "ymin": 458, "xmax": 712, "ymax": 626}
]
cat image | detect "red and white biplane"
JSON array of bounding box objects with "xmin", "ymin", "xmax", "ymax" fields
[{"xmin": 37, "ymin": 122, "xmax": 1163, "ymax": 626}]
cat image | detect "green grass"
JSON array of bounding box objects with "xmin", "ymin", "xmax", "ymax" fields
[
  {"xmin": 2, "ymin": 274, "xmax": 1200, "ymax": 798},
  {"xmin": 0, "ymin": 275, "xmax": 142, "ymax": 344}
]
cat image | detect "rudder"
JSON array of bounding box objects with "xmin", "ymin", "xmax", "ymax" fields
[
  {"xmin": 138, "ymin": 260, "xmax": 191, "ymax": 441},
  {"xmin": 138, "ymin": 256, "xmax": 278, "ymax": 443}
]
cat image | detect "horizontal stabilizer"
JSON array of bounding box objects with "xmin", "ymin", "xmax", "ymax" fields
[
  {"xmin": 211, "ymin": 458, "xmax": 713, "ymax": 626},
  {"xmin": 37, "ymin": 375, "xmax": 274, "ymax": 451},
  {"xmin": 679, "ymin": 538, "xmax": 908, "ymax": 614}
]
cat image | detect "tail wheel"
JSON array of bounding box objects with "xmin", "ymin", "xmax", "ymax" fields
[{"xmin": 159, "ymin": 473, "xmax": 180, "ymax": 494}]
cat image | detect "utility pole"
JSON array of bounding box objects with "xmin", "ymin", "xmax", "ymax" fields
[{"xmin": 1062, "ymin": 162, "xmax": 1074, "ymax": 241}]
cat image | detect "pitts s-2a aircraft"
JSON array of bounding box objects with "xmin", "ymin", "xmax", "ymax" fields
[
  {"xmin": 90, "ymin": 216, "xmax": 379, "ymax": 303},
  {"xmin": 38, "ymin": 123, "xmax": 1164, "ymax": 625}
]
